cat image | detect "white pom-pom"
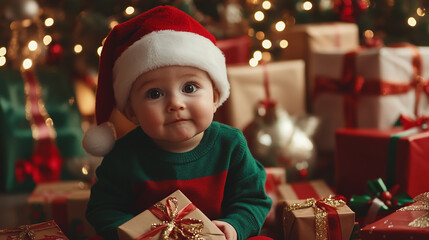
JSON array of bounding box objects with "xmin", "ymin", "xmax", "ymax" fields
[{"xmin": 82, "ymin": 122, "xmax": 116, "ymax": 156}]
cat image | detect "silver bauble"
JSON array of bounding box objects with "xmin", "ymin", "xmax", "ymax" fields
[
  {"xmin": 243, "ymin": 101, "xmax": 295, "ymax": 167},
  {"xmin": 5, "ymin": 0, "xmax": 40, "ymax": 21}
]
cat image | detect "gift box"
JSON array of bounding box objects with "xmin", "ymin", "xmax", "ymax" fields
[
  {"xmin": 27, "ymin": 181, "xmax": 95, "ymax": 240},
  {"xmin": 216, "ymin": 35, "xmax": 251, "ymax": 65},
  {"xmin": 117, "ymin": 189, "xmax": 226, "ymax": 240},
  {"xmin": 264, "ymin": 167, "xmax": 286, "ymax": 225},
  {"xmin": 360, "ymin": 192, "xmax": 429, "ymax": 240},
  {"xmin": 278, "ymin": 180, "xmax": 333, "ymax": 201},
  {"xmin": 276, "ymin": 22, "xmax": 359, "ymax": 111},
  {"xmin": 215, "ymin": 60, "xmax": 306, "ymax": 130},
  {"xmin": 0, "ymin": 69, "xmax": 87, "ymax": 192},
  {"xmin": 283, "ymin": 196, "xmax": 355, "ymax": 240},
  {"xmin": 335, "ymin": 127, "xmax": 429, "ymax": 199},
  {"xmin": 311, "ymin": 46, "xmax": 429, "ymax": 151},
  {"xmin": 0, "ymin": 220, "xmax": 69, "ymax": 240}
]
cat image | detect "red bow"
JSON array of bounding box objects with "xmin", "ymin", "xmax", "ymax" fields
[{"xmin": 399, "ymin": 114, "xmax": 429, "ymax": 131}]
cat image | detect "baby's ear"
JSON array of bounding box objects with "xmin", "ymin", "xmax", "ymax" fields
[
  {"xmin": 213, "ymin": 88, "xmax": 220, "ymax": 112},
  {"xmin": 124, "ymin": 104, "xmax": 139, "ymax": 125}
]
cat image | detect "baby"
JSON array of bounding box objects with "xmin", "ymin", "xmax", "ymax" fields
[{"xmin": 82, "ymin": 6, "xmax": 271, "ymax": 240}]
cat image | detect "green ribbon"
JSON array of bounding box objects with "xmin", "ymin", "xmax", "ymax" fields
[
  {"xmin": 385, "ymin": 127, "xmax": 420, "ymax": 188},
  {"xmin": 349, "ymin": 178, "xmax": 414, "ymax": 218}
]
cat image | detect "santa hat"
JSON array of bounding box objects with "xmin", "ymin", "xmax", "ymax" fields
[{"xmin": 82, "ymin": 6, "xmax": 230, "ymax": 156}]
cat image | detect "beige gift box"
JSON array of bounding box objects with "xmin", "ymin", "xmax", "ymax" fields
[
  {"xmin": 277, "ymin": 180, "xmax": 333, "ymax": 202},
  {"xmin": 215, "ymin": 60, "xmax": 306, "ymax": 130},
  {"xmin": 118, "ymin": 190, "xmax": 226, "ymax": 240},
  {"xmin": 283, "ymin": 198, "xmax": 355, "ymax": 240},
  {"xmin": 276, "ymin": 22, "xmax": 359, "ymax": 110}
]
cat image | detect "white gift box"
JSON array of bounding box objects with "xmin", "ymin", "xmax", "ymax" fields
[{"xmin": 310, "ymin": 46, "xmax": 429, "ymax": 151}]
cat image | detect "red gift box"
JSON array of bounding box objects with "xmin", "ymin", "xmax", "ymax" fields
[
  {"xmin": 360, "ymin": 192, "xmax": 429, "ymax": 240},
  {"xmin": 335, "ymin": 127, "xmax": 429, "ymax": 198},
  {"xmin": 0, "ymin": 220, "xmax": 69, "ymax": 240}
]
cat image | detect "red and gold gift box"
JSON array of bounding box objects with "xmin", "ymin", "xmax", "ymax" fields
[
  {"xmin": 0, "ymin": 220, "xmax": 69, "ymax": 240},
  {"xmin": 360, "ymin": 192, "xmax": 429, "ymax": 240},
  {"xmin": 117, "ymin": 190, "xmax": 226, "ymax": 240},
  {"xmin": 27, "ymin": 181, "xmax": 95, "ymax": 239},
  {"xmin": 283, "ymin": 196, "xmax": 355, "ymax": 240},
  {"xmin": 335, "ymin": 127, "xmax": 429, "ymax": 198},
  {"xmin": 216, "ymin": 35, "xmax": 251, "ymax": 66},
  {"xmin": 311, "ymin": 45, "xmax": 429, "ymax": 151},
  {"xmin": 278, "ymin": 180, "xmax": 333, "ymax": 201},
  {"xmin": 215, "ymin": 60, "xmax": 306, "ymax": 130}
]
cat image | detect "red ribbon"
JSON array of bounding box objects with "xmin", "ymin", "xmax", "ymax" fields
[
  {"xmin": 290, "ymin": 182, "xmax": 321, "ymax": 200},
  {"xmin": 14, "ymin": 70, "xmax": 63, "ymax": 183},
  {"xmin": 315, "ymin": 195, "xmax": 347, "ymax": 240},
  {"xmin": 313, "ymin": 43, "xmax": 428, "ymax": 128},
  {"xmin": 399, "ymin": 114, "xmax": 429, "ymax": 130},
  {"xmin": 135, "ymin": 198, "xmax": 199, "ymax": 240},
  {"xmin": 265, "ymin": 172, "xmax": 282, "ymax": 194}
]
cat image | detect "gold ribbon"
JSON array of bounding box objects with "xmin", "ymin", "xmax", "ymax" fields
[
  {"xmin": 285, "ymin": 195, "xmax": 346, "ymax": 240},
  {"xmin": 398, "ymin": 192, "xmax": 429, "ymax": 228},
  {"xmin": 136, "ymin": 197, "xmax": 204, "ymax": 240},
  {"xmin": 0, "ymin": 221, "xmax": 59, "ymax": 240}
]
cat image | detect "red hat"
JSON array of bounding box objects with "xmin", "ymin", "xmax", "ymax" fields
[{"xmin": 82, "ymin": 6, "xmax": 229, "ymax": 156}]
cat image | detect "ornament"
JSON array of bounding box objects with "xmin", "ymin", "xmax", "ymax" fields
[
  {"xmin": 242, "ymin": 63, "xmax": 319, "ymax": 181},
  {"xmin": 333, "ymin": 0, "xmax": 368, "ymax": 22},
  {"xmin": 46, "ymin": 43, "xmax": 64, "ymax": 64},
  {"xmin": 4, "ymin": 0, "xmax": 40, "ymax": 21}
]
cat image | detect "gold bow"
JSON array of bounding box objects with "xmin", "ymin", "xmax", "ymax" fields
[
  {"xmin": 285, "ymin": 195, "xmax": 346, "ymax": 240},
  {"xmin": 17, "ymin": 225, "xmax": 35, "ymax": 240},
  {"xmin": 138, "ymin": 197, "xmax": 204, "ymax": 240},
  {"xmin": 398, "ymin": 192, "xmax": 429, "ymax": 228}
]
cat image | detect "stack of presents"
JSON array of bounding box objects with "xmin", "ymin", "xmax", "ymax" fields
[{"xmin": 2, "ymin": 21, "xmax": 429, "ymax": 240}]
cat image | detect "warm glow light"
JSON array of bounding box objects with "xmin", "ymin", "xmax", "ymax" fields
[
  {"xmin": 279, "ymin": 40, "xmax": 288, "ymax": 48},
  {"xmin": 256, "ymin": 31, "xmax": 265, "ymax": 40},
  {"xmin": 262, "ymin": 1, "xmax": 271, "ymax": 10},
  {"xmin": 275, "ymin": 21, "xmax": 286, "ymax": 31},
  {"xmin": 303, "ymin": 1, "xmax": 313, "ymax": 11},
  {"xmin": 110, "ymin": 20, "xmax": 119, "ymax": 29},
  {"xmin": 125, "ymin": 6, "xmax": 135, "ymax": 15},
  {"xmin": 43, "ymin": 35, "xmax": 52, "ymax": 45},
  {"xmin": 417, "ymin": 8, "xmax": 426, "ymax": 17},
  {"xmin": 0, "ymin": 56, "xmax": 6, "ymax": 66},
  {"xmin": 249, "ymin": 58, "xmax": 259, "ymax": 67},
  {"xmin": 262, "ymin": 39, "xmax": 272, "ymax": 49},
  {"xmin": 28, "ymin": 40, "xmax": 38, "ymax": 51},
  {"xmin": 262, "ymin": 52, "xmax": 272, "ymax": 62},
  {"xmin": 0, "ymin": 47, "xmax": 6, "ymax": 56},
  {"xmin": 408, "ymin": 17, "xmax": 417, "ymax": 27},
  {"xmin": 97, "ymin": 46, "xmax": 103, "ymax": 56},
  {"xmin": 44, "ymin": 18, "xmax": 54, "ymax": 27},
  {"xmin": 364, "ymin": 30, "xmax": 374, "ymax": 38},
  {"xmin": 254, "ymin": 11, "xmax": 265, "ymax": 21},
  {"xmin": 23, "ymin": 58, "xmax": 32, "ymax": 69},
  {"xmin": 74, "ymin": 44, "xmax": 83, "ymax": 53},
  {"xmin": 253, "ymin": 50, "xmax": 262, "ymax": 60}
]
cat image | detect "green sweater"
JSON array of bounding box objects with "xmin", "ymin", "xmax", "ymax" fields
[{"xmin": 86, "ymin": 121, "xmax": 272, "ymax": 240}]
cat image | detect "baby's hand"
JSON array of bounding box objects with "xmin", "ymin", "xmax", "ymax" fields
[{"xmin": 212, "ymin": 220, "xmax": 237, "ymax": 240}]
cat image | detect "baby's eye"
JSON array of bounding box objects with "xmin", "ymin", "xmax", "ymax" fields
[
  {"xmin": 147, "ymin": 89, "xmax": 163, "ymax": 99},
  {"xmin": 183, "ymin": 83, "xmax": 197, "ymax": 93}
]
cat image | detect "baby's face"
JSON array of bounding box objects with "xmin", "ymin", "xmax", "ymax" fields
[{"xmin": 125, "ymin": 66, "xmax": 219, "ymax": 152}]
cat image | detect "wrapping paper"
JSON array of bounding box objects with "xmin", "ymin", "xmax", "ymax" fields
[
  {"xmin": 27, "ymin": 181, "xmax": 95, "ymax": 239},
  {"xmin": 335, "ymin": 127, "xmax": 429, "ymax": 198},
  {"xmin": 117, "ymin": 190, "xmax": 226, "ymax": 240},
  {"xmin": 216, "ymin": 35, "xmax": 251, "ymax": 65},
  {"xmin": 360, "ymin": 201, "xmax": 429, "ymax": 240},
  {"xmin": 276, "ymin": 22, "xmax": 359, "ymax": 111},
  {"xmin": 311, "ymin": 46, "xmax": 429, "ymax": 151},
  {"xmin": 283, "ymin": 197, "xmax": 355, "ymax": 240},
  {"xmin": 215, "ymin": 60, "xmax": 306, "ymax": 130},
  {"xmin": 278, "ymin": 180, "xmax": 333, "ymax": 201},
  {"xmin": 0, "ymin": 220, "xmax": 69, "ymax": 240}
]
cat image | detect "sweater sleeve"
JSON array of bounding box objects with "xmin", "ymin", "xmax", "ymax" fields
[
  {"xmin": 86, "ymin": 152, "xmax": 135, "ymax": 240},
  {"xmin": 217, "ymin": 130, "xmax": 272, "ymax": 240}
]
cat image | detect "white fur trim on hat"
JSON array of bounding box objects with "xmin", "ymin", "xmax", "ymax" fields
[{"xmin": 112, "ymin": 30, "xmax": 230, "ymax": 113}]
